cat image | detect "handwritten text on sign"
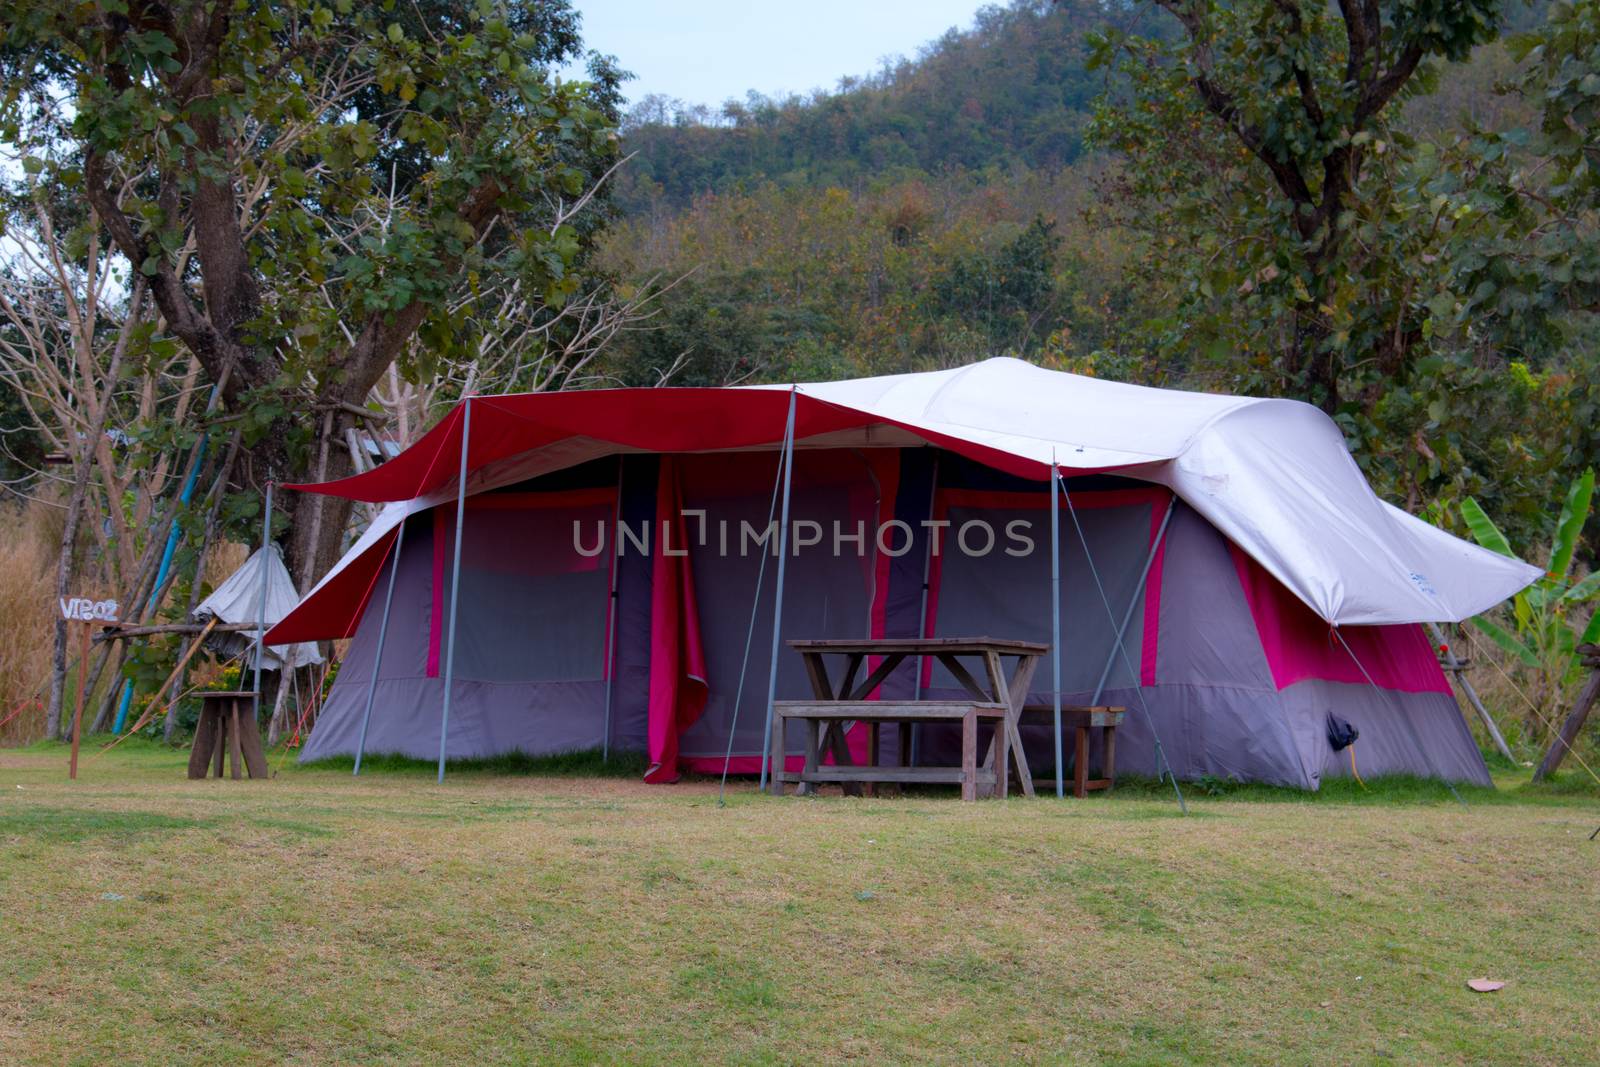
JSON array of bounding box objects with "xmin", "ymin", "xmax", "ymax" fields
[{"xmin": 59, "ymin": 597, "xmax": 119, "ymax": 622}]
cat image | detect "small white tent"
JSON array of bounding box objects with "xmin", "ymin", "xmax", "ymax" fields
[{"xmin": 195, "ymin": 544, "xmax": 322, "ymax": 670}]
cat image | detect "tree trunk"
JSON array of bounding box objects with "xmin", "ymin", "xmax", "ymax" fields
[
  {"xmin": 283, "ymin": 421, "xmax": 359, "ymax": 589},
  {"xmin": 47, "ymin": 477, "xmax": 90, "ymax": 741},
  {"xmin": 1532, "ymin": 659, "xmax": 1600, "ymax": 783},
  {"xmin": 46, "ymin": 290, "xmax": 139, "ymax": 737}
]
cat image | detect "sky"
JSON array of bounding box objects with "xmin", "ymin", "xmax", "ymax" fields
[{"xmin": 564, "ymin": 0, "xmax": 986, "ymax": 109}]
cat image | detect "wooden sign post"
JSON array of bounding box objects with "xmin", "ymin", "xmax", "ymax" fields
[{"xmin": 59, "ymin": 596, "xmax": 118, "ymax": 779}]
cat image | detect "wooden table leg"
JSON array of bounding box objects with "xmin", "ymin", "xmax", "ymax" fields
[
  {"xmin": 188, "ymin": 707, "xmax": 216, "ymax": 780},
  {"xmin": 1074, "ymin": 725, "xmax": 1088, "ymax": 799},
  {"xmin": 801, "ymin": 652, "xmax": 835, "ymax": 699},
  {"xmin": 1000, "ymin": 654, "xmax": 1038, "ymax": 799},
  {"xmin": 798, "ymin": 718, "xmax": 821, "ymax": 795},
  {"xmin": 978, "ymin": 652, "xmax": 1007, "ymax": 796},
  {"xmin": 240, "ymin": 706, "xmax": 269, "ymax": 779},
  {"xmin": 768, "ymin": 707, "xmax": 787, "ymax": 796},
  {"xmin": 1103, "ymin": 725, "xmax": 1116, "ymax": 792},
  {"xmin": 961, "ymin": 708, "xmax": 978, "ymax": 802},
  {"xmin": 838, "ymin": 653, "xmax": 863, "ymax": 702},
  {"xmin": 993, "ymin": 714, "xmax": 1009, "ymax": 800},
  {"xmin": 865, "ymin": 721, "xmax": 880, "ymax": 798},
  {"xmin": 212, "ymin": 711, "xmax": 227, "ymax": 778},
  {"xmin": 228, "ymin": 701, "xmax": 244, "ymax": 780},
  {"xmin": 816, "ymin": 721, "xmax": 861, "ymax": 797}
]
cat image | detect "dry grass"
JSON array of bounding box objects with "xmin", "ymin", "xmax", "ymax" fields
[
  {"xmin": 1, "ymin": 741, "xmax": 1596, "ymax": 1065},
  {"xmin": 0, "ymin": 500, "xmax": 58, "ymax": 745}
]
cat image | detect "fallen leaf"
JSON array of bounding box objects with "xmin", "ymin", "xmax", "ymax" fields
[{"xmin": 1467, "ymin": 978, "xmax": 1505, "ymax": 993}]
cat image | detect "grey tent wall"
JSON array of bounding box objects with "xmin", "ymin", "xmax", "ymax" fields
[{"xmin": 299, "ymin": 463, "xmax": 653, "ymax": 765}]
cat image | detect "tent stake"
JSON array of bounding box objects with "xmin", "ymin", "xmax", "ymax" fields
[
  {"xmin": 1050, "ymin": 460, "xmax": 1063, "ymax": 799},
  {"xmin": 1426, "ymin": 621, "xmax": 1515, "ymax": 763},
  {"xmin": 601, "ymin": 459, "xmax": 625, "ymax": 762},
  {"xmin": 252, "ymin": 480, "xmax": 273, "ymax": 727},
  {"xmin": 759, "ymin": 389, "xmax": 798, "ymax": 795},
  {"xmin": 437, "ymin": 400, "xmax": 472, "ymax": 784},
  {"xmin": 1089, "ymin": 498, "xmax": 1176, "ymax": 705},
  {"xmin": 354, "ymin": 519, "xmax": 406, "ymax": 776}
]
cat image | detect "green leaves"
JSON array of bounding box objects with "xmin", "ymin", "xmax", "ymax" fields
[
  {"xmin": 1463, "ymin": 466, "xmax": 1599, "ymax": 708},
  {"xmin": 1469, "ymin": 613, "xmax": 1542, "ymax": 669},
  {"xmin": 1551, "ymin": 468, "xmax": 1596, "ymax": 581},
  {"xmin": 1461, "ymin": 497, "xmax": 1516, "ymax": 558}
]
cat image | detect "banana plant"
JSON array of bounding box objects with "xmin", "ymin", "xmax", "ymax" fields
[{"xmin": 1462, "ymin": 468, "xmax": 1600, "ymax": 721}]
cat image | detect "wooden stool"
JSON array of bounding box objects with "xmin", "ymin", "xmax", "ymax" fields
[
  {"xmin": 1020, "ymin": 705, "xmax": 1125, "ymax": 797},
  {"xmin": 187, "ymin": 691, "xmax": 268, "ymax": 780}
]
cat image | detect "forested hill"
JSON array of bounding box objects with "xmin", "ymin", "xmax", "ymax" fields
[{"xmin": 615, "ymin": 0, "xmax": 1122, "ymax": 210}]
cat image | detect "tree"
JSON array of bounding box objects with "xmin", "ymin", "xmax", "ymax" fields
[
  {"xmin": 1088, "ymin": 0, "xmax": 1500, "ymax": 412},
  {"xmin": 0, "ymin": 0, "xmax": 622, "ymax": 588}
]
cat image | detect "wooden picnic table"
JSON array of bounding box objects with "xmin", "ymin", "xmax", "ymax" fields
[{"xmin": 769, "ymin": 637, "xmax": 1046, "ymax": 800}]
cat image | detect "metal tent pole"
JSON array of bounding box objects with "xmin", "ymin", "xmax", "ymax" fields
[
  {"xmin": 1059, "ymin": 478, "xmax": 1187, "ymax": 814},
  {"xmin": 1089, "ymin": 499, "xmax": 1176, "ymax": 705},
  {"xmin": 601, "ymin": 459, "xmax": 625, "ymax": 762},
  {"xmin": 1050, "ymin": 460, "xmax": 1063, "ymax": 799},
  {"xmin": 1426, "ymin": 621, "xmax": 1515, "ymax": 763},
  {"xmin": 759, "ymin": 389, "xmax": 799, "ymax": 795},
  {"xmin": 907, "ymin": 454, "xmax": 941, "ymax": 768},
  {"xmin": 354, "ymin": 519, "xmax": 406, "ymax": 776},
  {"xmin": 437, "ymin": 400, "xmax": 472, "ymax": 784},
  {"xmin": 717, "ymin": 447, "xmax": 787, "ymax": 807},
  {"xmin": 252, "ymin": 480, "xmax": 274, "ymax": 727}
]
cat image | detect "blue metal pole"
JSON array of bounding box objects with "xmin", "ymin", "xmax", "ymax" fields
[
  {"xmin": 354, "ymin": 518, "xmax": 406, "ymax": 775},
  {"xmin": 111, "ymin": 432, "xmax": 208, "ymax": 733},
  {"xmin": 1050, "ymin": 460, "xmax": 1063, "ymax": 799},
  {"xmin": 758, "ymin": 389, "xmax": 798, "ymax": 794},
  {"xmin": 437, "ymin": 400, "xmax": 472, "ymax": 784}
]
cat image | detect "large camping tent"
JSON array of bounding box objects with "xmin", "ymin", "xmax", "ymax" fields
[{"xmin": 267, "ymin": 357, "xmax": 1540, "ymax": 788}]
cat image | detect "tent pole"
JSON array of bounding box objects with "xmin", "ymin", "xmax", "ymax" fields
[
  {"xmin": 1059, "ymin": 475, "xmax": 1187, "ymax": 813},
  {"xmin": 437, "ymin": 400, "xmax": 472, "ymax": 784},
  {"xmin": 354, "ymin": 519, "xmax": 406, "ymax": 776},
  {"xmin": 1050, "ymin": 460, "xmax": 1063, "ymax": 799},
  {"xmin": 759, "ymin": 388, "xmax": 798, "ymax": 795},
  {"xmin": 1089, "ymin": 498, "xmax": 1176, "ymax": 705},
  {"xmin": 910, "ymin": 454, "xmax": 940, "ymax": 767},
  {"xmin": 601, "ymin": 459, "xmax": 625, "ymax": 762},
  {"xmin": 717, "ymin": 447, "xmax": 787, "ymax": 806},
  {"xmin": 1426, "ymin": 621, "xmax": 1515, "ymax": 763},
  {"xmin": 252, "ymin": 480, "xmax": 274, "ymax": 728}
]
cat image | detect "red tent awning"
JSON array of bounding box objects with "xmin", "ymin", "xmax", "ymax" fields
[{"xmin": 289, "ymin": 387, "xmax": 1089, "ymax": 504}]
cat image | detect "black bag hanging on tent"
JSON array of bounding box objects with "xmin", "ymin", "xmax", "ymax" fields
[{"xmin": 1326, "ymin": 713, "xmax": 1359, "ymax": 752}]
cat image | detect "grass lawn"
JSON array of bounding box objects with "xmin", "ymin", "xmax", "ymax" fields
[{"xmin": 1, "ymin": 739, "xmax": 1597, "ymax": 1065}]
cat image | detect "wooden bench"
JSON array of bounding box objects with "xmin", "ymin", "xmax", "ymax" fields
[
  {"xmin": 771, "ymin": 701, "xmax": 1010, "ymax": 801},
  {"xmin": 187, "ymin": 690, "xmax": 268, "ymax": 780},
  {"xmin": 1019, "ymin": 705, "xmax": 1125, "ymax": 797}
]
